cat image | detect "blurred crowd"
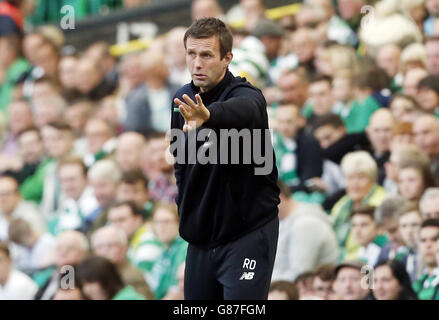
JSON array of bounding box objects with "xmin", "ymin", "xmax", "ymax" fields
[{"xmin": 1, "ymin": 0, "xmax": 439, "ymax": 301}]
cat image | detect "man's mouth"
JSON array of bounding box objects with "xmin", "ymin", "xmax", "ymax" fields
[{"xmin": 194, "ymin": 74, "xmax": 206, "ymax": 79}]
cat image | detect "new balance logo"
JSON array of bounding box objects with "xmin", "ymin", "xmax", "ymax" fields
[{"xmin": 239, "ymin": 272, "xmax": 255, "ymax": 280}]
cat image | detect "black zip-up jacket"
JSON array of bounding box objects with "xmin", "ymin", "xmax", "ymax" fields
[{"xmin": 170, "ymin": 70, "xmax": 280, "ymax": 249}]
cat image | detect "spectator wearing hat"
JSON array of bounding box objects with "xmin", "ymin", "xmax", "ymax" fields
[{"xmin": 252, "ymin": 18, "xmax": 297, "ymax": 87}]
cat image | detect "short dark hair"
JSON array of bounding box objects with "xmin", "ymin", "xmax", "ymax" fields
[
  {"xmin": 313, "ymin": 264, "xmax": 336, "ymax": 282},
  {"xmin": 17, "ymin": 126, "xmax": 41, "ymax": 140},
  {"xmin": 184, "ymin": 17, "xmax": 233, "ymax": 59},
  {"xmin": 8, "ymin": 219, "xmax": 31, "ymax": 245},
  {"xmin": 312, "ymin": 114, "xmax": 345, "ymax": 133},
  {"xmin": 45, "ymin": 121, "xmax": 73, "ymax": 132},
  {"xmin": 421, "ymin": 218, "xmax": 439, "ymax": 229},
  {"xmin": 76, "ymin": 255, "xmax": 124, "ymax": 299},
  {"xmin": 269, "ymin": 281, "xmax": 299, "ymax": 300},
  {"xmin": 144, "ymin": 130, "xmax": 166, "ymax": 141},
  {"xmin": 417, "ymin": 75, "xmax": 439, "ymax": 94},
  {"xmin": 351, "ymin": 205, "xmax": 376, "ymax": 221},
  {"xmin": 58, "ymin": 157, "xmax": 88, "ymax": 176},
  {"xmin": 294, "ymin": 271, "xmax": 315, "ymax": 286},
  {"xmin": 120, "ymin": 170, "xmax": 148, "ymax": 188},
  {"xmin": 354, "ymin": 65, "xmax": 390, "ymax": 92},
  {"xmin": 309, "ymin": 74, "xmax": 332, "ymax": 86},
  {"xmin": 109, "ymin": 201, "xmax": 143, "ymax": 218}
]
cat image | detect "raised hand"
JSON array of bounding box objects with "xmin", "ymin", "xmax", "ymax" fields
[{"xmin": 174, "ymin": 94, "xmax": 210, "ymax": 132}]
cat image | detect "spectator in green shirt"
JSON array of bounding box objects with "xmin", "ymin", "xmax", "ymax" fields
[
  {"xmin": 334, "ymin": 67, "xmax": 384, "ymax": 134},
  {"xmin": 16, "ymin": 126, "xmax": 51, "ymax": 205},
  {"xmin": 148, "ymin": 202, "xmax": 188, "ymax": 300},
  {"xmin": 0, "ymin": 34, "xmax": 31, "ymax": 114},
  {"xmin": 350, "ymin": 205, "xmax": 388, "ymax": 266},
  {"xmin": 412, "ymin": 219, "xmax": 439, "ymax": 300}
]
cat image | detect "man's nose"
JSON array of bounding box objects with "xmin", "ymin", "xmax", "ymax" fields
[{"xmin": 193, "ymin": 56, "xmax": 203, "ymax": 69}]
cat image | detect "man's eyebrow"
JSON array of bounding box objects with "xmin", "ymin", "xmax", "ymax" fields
[{"xmin": 187, "ymin": 48, "xmax": 214, "ymax": 54}]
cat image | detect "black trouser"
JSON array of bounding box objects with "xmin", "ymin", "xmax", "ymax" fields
[{"xmin": 184, "ymin": 217, "xmax": 279, "ymax": 300}]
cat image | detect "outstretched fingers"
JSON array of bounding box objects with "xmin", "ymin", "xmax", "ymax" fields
[
  {"xmin": 195, "ymin": 94, "xmax": 203, "ymax": 107},
  {"xmin": 182, "ymin": 94, "xmax": 198, "ymax": 110},
  {"xmin": 174, "ymin": 98, "xmax": 191, "ymax": 117}
]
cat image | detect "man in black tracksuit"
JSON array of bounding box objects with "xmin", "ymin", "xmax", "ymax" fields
[{"xmin": 170, "ymin": 18, "xmax": 280, "ymax": 300}]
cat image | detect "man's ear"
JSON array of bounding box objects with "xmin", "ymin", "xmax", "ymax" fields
[{"xmin": 223, "ymin": 52, "xmax": 233, "ymax": 66}]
